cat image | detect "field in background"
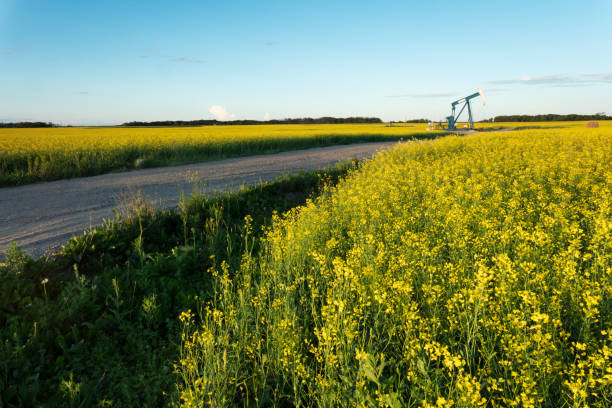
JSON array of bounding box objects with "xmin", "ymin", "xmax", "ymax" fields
[
  {"xmin": 0, "ymin": 123, "xmax": 443, "ymax": 186},
  {"xmin": 2, "ymin": 121, "xmax": 609, "ymax": 187},
  {"xmin": 475, "ymin": 120, "xmax": 610, "ymax": 131}
]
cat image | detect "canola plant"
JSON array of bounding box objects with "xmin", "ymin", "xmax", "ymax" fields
[{"xmin": 176, "ymin": 126, "xmax": 612, "ymax": 407}]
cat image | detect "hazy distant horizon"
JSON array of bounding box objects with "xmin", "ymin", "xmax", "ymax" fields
[{"xmin": 3, "ymin": 112, "xmax": 612, "ymax": 128}]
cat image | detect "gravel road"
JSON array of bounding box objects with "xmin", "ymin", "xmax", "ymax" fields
[{"xmin": 0, "ymin": 142, "xmax": 399, "ymax": 259}]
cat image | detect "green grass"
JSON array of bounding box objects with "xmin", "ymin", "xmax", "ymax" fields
[{"xmin": 0, "ymin": 161, "xmax": 358, "ymax": 406}]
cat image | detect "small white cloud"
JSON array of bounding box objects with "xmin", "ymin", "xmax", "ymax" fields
[
  {"xmin": 1, "ymin": 44, "xmax": 25, "ymax": 56},
  {"xmin": 386, "ymin": 92, "xmax": 455, "ymax": 98},
  {"xmin": 264, "ymin": 112, "xmax": 271, "ymax": 121},
  {"xmin": 171, "ymin": 56, "xmax": 205, "ymax": 64},
  {"xmin": 209, "ymin": 105, "xmax": 236, "ymax": 121},
  {"xmin": 489, "ymin": 72, "xmax": 612, "ymax": 87}
]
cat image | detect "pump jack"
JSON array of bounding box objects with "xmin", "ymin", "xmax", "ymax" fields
[{"xmin": 429, "ymin": 88, "xmax": 486, "ymax": 130}]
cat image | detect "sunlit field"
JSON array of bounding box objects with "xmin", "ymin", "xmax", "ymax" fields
[
  {"xmin": 2, "ymin": 122, "xmax": 608, "ymax": 187},
  {"xmin": 2, "ymin": 123, "xmax": 611, "ymax": 406},
  {"xmin": 475, "ymin": 121, "xmax": 610, "ymax": 131},
  {"xmin": 176, "ymin": 125, "xmax": 612, "ymax": 407},
  {"xmin": 0, "ymin": 123, "xmax": 443, "ymax": 186}
]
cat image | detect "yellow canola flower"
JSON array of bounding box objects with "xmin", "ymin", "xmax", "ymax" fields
[{"xmin": 175, "ymin": 124, "xmax": 612, "ymax": 407}]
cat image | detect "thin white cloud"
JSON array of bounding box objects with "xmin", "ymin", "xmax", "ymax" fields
[
  {"xmin": 171, "ymin": 57, "xmax": 205, "ymax": 64},
  {"xmin": 479, "ymin": 88, "xmax": 507, "ymax": 94},
  {"xmin": 489, "ymin": 72, "xmax": 612, "ymax": 87},
  {"xmin": 387, "ymin": 92, "xmax": 456, "ymax": 98},
  {"xmin": 209, "ymin": 105, "xmax": 236, "ymax": 121},
  {"xmin": 1, "ymin": 44, "xmax": 25, "ymax": 56},
  {"xmin": 263, "ymin": 112, "xmax": 271, "ymax": 121}
]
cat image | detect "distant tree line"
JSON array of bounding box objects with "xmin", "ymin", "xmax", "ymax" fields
[
  {"xmin": 492, "ymin": 113, "xmax": 611, "ymax": 122},
  {"xmin": 6, "ymin": 114, "xmax": 608, "ymax": 128},
  {"xmin": 390, "ymin": 119, "xmax": 430, "ymax": 124},
  {"xmin": 122, "ymin": 117, "xmax": 383, "ymax": 126},
  {"xmin": 0, "ymin": 122, "xmax": 55, "ymax": 128}
]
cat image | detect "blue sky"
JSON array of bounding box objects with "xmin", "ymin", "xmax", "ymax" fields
[{"xmin": 1, "ymin": 0, "xmax": 611, "ymax": 125}]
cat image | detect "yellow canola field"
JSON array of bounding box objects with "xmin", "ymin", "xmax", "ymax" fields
[
  {"xmin": 2, "ymin": 121, "xmax": 609, "ymax": 186},
  {"xmin": 0, "ymin": 124, "xmax": 432, "ymax": 156},
  {"xmin": 0, "ymin": 123, "xmax": 439, "ymax": 186},
  {"xmin": 177, "ymin": 125, "xmax": 612, "ymax": 407},
  {"xmin": 476, "ymin": 120, "xmax": 611, "ymax": 130},
  {"xmin": 1, "ymin": 121, "xmax": 607, "ymax": 157}
]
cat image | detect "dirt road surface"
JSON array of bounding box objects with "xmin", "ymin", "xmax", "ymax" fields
[{"xmin": 1, "ymin": 142, "xmax": 400, "ymax": 259}]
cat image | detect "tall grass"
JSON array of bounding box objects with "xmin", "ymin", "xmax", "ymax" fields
[
  {"xmin": 176, "ymin": 127, "xmax": 612, "ymax": 407},
  {"xmin": 0, "ymin": 163, "xmax": 357, "ymax": 406}
]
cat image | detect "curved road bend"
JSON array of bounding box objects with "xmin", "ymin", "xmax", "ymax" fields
[{"xmin": 0, "ymin": 141, "xmax": 400, "ymax": 259}]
